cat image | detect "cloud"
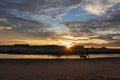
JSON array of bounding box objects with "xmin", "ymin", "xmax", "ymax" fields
[
  {"xmin": 7, "ymin": 17, "xmax": 58, "ymax": 38},
  {"xmin": 113, "ymin": 35, "xmax": 120, "ymax": 40},
  {"xmin": 0, "ymin": 26, "xmax": 12, "ymax": 30},
  {"xmin": 0, "ymin": 0, "xmax": 73, "ymax": 42},
  {"xmin": 81, "ymin": 0, "xmax": 120, "ymax": 16},
  {"xmin": 42, "ymin": 0, "xmax": 82, "ymax": 19},
  {"xmin": 0, "ymin": 0, "xmax": 82, "ymax": 25},
  {"xmin": 0, "ymin": 0, "xmax": 119, "ymax": 20},
  {"xmin": 109, "ymin": 40, "xmax": 120, "ymax": 46},
  {"xmin": 0, "ymin": 18, "xmax": 12, "ymax": 30},
  {"xmin": 0, "ymin": 0, "xmax": 120, "ymax": 47},
  {"xmin": 51, "ymin": 12, "xmax": 66, "ymax": 20},
  {"xmin": 62, "ymin": 13, "xmax": 120, "ymax": 46}
]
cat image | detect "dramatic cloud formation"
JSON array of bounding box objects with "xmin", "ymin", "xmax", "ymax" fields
[
  {"xmin": 81, "ymin": 0, "xmax": 120, "ymax": 16},
  {"xmin": 0, "ymin": 0, "xmax": 120, "ymax": 48},
  {"xmin": 62, "ymin": 13, "xmax": 120, "ymax": 47}
]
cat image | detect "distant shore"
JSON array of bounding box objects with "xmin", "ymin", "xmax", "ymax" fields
[
  {"xmin": 0, "ymin": 58, "xmax": 120, "ymax": 80},
  {"xmin": 0, "ymin": 45, "xmax": 120, "ymax": 55}
]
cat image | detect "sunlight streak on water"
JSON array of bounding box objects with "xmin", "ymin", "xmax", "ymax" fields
[{"xmin": 0, "ymin": 53, "xmax": 120, "ymax": 59}]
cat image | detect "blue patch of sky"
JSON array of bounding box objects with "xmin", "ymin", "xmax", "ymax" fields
[
  {"xmin": 4, "ymin": 0, "xmax": 25, "ymax": 4},
  {"xmin": 61, "ymin": 7, "xmax": 98, "ymax": 22}
]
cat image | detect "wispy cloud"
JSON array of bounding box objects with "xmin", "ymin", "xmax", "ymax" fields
[{"xmin": 81, "ymin": 0, "xmax": 120, "ymax": 16}]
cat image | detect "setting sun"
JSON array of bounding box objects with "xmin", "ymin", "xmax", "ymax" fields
[{"xmin": 61, "ymin": 41, "xmax": 72, "ymax": 48}]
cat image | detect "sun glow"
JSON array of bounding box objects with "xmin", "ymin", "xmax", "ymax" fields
[{"xmin": 61, "ymin": 41, "xmax": 72, "ymax": 48}]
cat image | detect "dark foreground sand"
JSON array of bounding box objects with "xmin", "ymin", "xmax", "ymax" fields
[{"xmin": 0, "ymin": 58, "xmax": 120, "ymax": 80}]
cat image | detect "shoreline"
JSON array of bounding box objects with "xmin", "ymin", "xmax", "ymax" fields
[
  {"xmin": 0, "ymin": 56, "xmax": 120, "ymax": 60},
  {"xmin": 0, "ymin": 53, "xmax": 120, "ymax": 59}
]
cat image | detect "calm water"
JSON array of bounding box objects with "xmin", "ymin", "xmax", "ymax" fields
[{"xmin": 0, "ymin": 53, "xmax": 120, "ymax": 59}]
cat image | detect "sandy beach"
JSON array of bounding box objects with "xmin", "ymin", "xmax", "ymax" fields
[{"xmin": 0, "ymin": 58, "xmax": 120, "ymax": 80}]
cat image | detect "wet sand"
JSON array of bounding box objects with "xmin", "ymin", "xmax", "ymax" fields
[{"xmin": 0, "ymin": 58, "xmax": 120, "ymax": 80}]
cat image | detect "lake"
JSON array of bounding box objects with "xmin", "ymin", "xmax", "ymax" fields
[{"xmin": 0, "ymin": 53, "xmax": 120, "ymax": 59}]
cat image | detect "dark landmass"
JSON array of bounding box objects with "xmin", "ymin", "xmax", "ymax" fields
[{"xmin": 0, "ymin": 44, "xmax": 120, "ymax": 55}]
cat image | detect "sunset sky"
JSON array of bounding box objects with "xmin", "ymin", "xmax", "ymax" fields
[{"xmin": 0, "ymin": 0, "xmax": 120, "ymax": 48}]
